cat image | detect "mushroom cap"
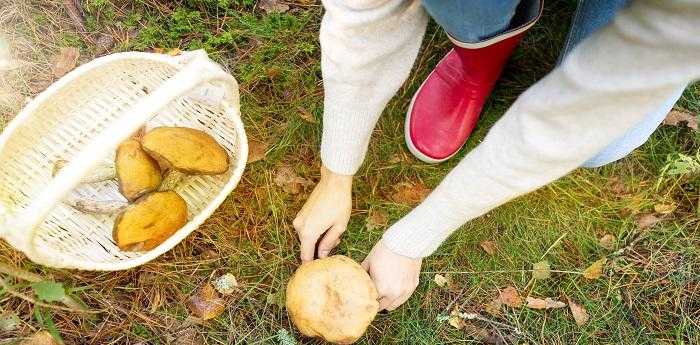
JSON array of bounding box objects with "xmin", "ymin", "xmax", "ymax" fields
[
  {"xmin": 113, "ymin": 191, "xmax": 188, "ymax": 251},
  {"xmin": 286, "ymin": 255, "xmax": 379, "ymax": 344},
  {"xmin": 142, "ymin": 127, "xmax": 229, "ymax": 175},
  {"xmin": 116, "ymin": 139, "xmax": 163, "ymax": 201}
]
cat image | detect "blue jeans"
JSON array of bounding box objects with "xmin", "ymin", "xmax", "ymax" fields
[{"xmin": 421, "ymin": 0, "xmax": 686, "ymax": 167}]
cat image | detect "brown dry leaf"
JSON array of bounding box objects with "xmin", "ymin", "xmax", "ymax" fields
[
  {"xmin": 274, "ymin": 166, "xmax": 313, "ymax": 194},
  {"xmin": 297, "ymin": 107, "xmax": 317, "ymax": 124},
  {"xmin": 153, "ymin": 47, "xmax": 165, "ymax": 54},
  {"xmin": 608, "ymin": 176, "xmax": 629, "ymax": 195},
  {"xmin": 525, "ymin": 296, "xmax": 567, "ymax": 309},
  {"xmin": 188, "ymin": 284, "xmax": 226, "ymax": 320},
  {"xmin": 653, "ymin": 203, "xmax": 676, "ymax": 215},
  {"xmin": 497, "ymin": 286, "xmax": 522, "ymax": 308},
  {"xmin": 247, "ymin": 140, "xmax": 269, "ymax": 163},
  {"xmin": 433, "ymin": 274, "xmax": 449, "ymax": 287},
  {"xmin": 566, "ymin": 296, "xmax": 590, "ymax": 326},
  {"xmin": 259, "ymin": 0, "xmax": 290, "ymax": 13},
  {"xmin": 479, "ymin": 241, "xmax": 498, "ymax": 256},
  {"xmin": 391, "ymin": 182, "xmax": 431, "ymax": 205},
  {"xmin": 636, "ymin": 213, "xmax": 660, "ymax": 229},
  {"xmin": 388, "ymin": 152, "xmax": 409, "ymax": 164},
  {"xmin": 51, "ymin": 47, "xmax": 80, "ymax": 77},
  {"xmin": 599, "ymin": 234, "xmax": 616, "ymax": 250},
  {"xmin": 582, "ymin": 258, "xmax": 607, "ymax": 280},
  {"xmin": 366, "ymin": 208, "xmax": 389, "ymax": 231},
  {"xmin": 483, "ymin": 299, "xmax": 502, "ymax": 316},
  {"xmin": 94, "ymin": 33, "xmax": 116, "ymax": 56},
  {"xmin": 19, "ymin": 331, "xmax": 59, "ymax": 345},
  {"xmin": 662, "ymin": 108, "xmax": 697, "ymax": 131}
]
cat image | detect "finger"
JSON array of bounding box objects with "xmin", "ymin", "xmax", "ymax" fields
[
  {"xmin": 361, "ymin": 258, "xmax": 369, "ymax": 271},
  {"xmin": 317, "ymin": 224, "xmax": 345, "ymax": 258},
  {"xmin": 299, "ymin": 234, "xmax": 318, "ymax": 263},
  {"xmin": 378, "ymin": 295, "xmax": 396, "ymax": 311}
]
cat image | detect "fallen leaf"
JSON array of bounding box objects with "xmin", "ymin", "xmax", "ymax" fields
[
  {"xmin": 213, "ymin": 273, "xmax": 238, "ymax": 295},
  {"xmin": 448, "ymin": 312, "xmax": 465, "ymax": 329},
  {"xmin": 366, "ymin": 208, "xmax": 389, "ymax": 231},
  {"xmin": 497, "ymin": 286, "xmax": 522, "ymax": 308},
  {"xmin": 653, "ymin": 203, "xmax": 676, "ymax": 214},
  {"xmin": 259, "ymin": 0, "xmax": 290, "ymax": 13},
  {"xmin": 662, "ymin": 108, "xmax": 697, "ymax": 131},
  {"xmin": 51, "ymin": 47, "xmax": 79, "ymax": 77},
  {"xmin": 636, "ymin": 213, "xmax": 660, "ymax": 229},
  {"xmin": 188, "ymin": 284, "xmax": 226, "ymax": 320},
  {"xmin": 566, "ymin": 296, "xmax": 590, "ymax": 325},
  {"xmin": 479, "ymin": 241, "xmax": 498, "ymax": 256},
  {"xmin": 153, "ymin": 47, "xmax": 165, "ymax": 54},
  {"xmin": 599, "ymin": 234, "xmax": 616, "ymax": 250},
  {"xmin": 525, "ymin": 296, "xmax": 566, "ymax": 309},
  {"xmin": 274, "ymin": 166, "xmax": 313, "ymax": 194},
  {"xmin": 582, "ymin": 258, "xmax": 607, "ymax": 280},
  {"xmin": 94, "ymin": 33, "xmax": 116, "ymax": 56},
  {"xmin": 247, "ymin": 140, "xmax": 269, "ymax": 163},
  {"xmin": 297, "ymin": 107, "xmax": 317, "ymax": 124},
  {"xmin": 20, "ymin": 331, "xmax": 59, "ymax": 345},
  {"xmin": 433, "ymin": 274, "xmax": 449, "ymax": 287},
  {"xmin": 167, "ymin": 48, "xmax": 182, "ymax": 56},
  {"xmin": 483, "ymin": 299, "xmax": 502, "ymax": 316},
  {"xmin": 532, "ymin": 260, "xmax": 551, "ymax": 280},
  {"xmin": 391, "ymin": 182, "xmax": 430, "ymax": 205},
  {"xmin": 608, "ymin": 176, "xmax": 629, "ymax": 195},
  {"xmin": 31, "ymin": 281, "xmax": 66, "ymax": 302}
]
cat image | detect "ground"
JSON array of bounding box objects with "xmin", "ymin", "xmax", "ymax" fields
[{"xmin": 0, "ymin": 0, "xmax": 698, "ymax": 344}]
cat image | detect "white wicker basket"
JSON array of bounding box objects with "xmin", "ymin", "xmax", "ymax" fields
[{"xmin": 0, "ymin": 50, "xmax": 248, "ymax": 270}]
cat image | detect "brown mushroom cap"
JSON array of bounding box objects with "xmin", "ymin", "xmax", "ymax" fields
[
  {"xmin": 142, "ymin": 127, "xmax": 229, "ymax": 175},
  {"xmin": 116, "ymin": 139, "xmax": 163, "ymax": 201},
  {"xmin": 286, "ymin": 255, "xmax": 379, "ymax": 344},
  {"xmin": 113, "ymin": 191, "xmax": 188, "ymax": 251}
]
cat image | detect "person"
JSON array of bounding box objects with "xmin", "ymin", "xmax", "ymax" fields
[{"xmin": 293, "ymin": 0, "xmax": 698, "ymax": 311}]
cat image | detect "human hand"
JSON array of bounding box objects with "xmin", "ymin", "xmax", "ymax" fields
[
  {"xmin": 362, "ymin": 240, "xmax": 422, "ymax": 311},
  {"xmin": 293, "ymin": 165, "xmax": 353, "ymax": 262}
]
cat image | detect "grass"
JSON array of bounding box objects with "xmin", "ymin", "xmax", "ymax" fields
[{"xmin": 1, "ymin": 0, "xmax": 699, "ymax": 344}]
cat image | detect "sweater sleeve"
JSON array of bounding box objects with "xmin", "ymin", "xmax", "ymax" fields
[
  {"xmin": 319, "ymin": 0, "xmax": 428, "ymax": 175},
  {"xmin": 383, "ymin": 0, "xmax": 700, "ymax": 258}
]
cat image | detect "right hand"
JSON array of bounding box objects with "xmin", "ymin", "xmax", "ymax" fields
[{"xmin": 293, "ymin": 165, "xmax": 353, "ymax": 262}]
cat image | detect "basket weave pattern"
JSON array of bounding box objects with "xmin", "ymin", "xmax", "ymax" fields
[{"xmin": 0, "ymin": 51, "xmax": 247, "ymax": 270}]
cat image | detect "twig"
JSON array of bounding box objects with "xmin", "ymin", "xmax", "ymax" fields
[
  {"xmin": 0, "ymin": 278, "xmax": 100, "ymax": 314},
  {"xmin": 455, "ymin": 311, "xmax": 522, "ymax": 335}
]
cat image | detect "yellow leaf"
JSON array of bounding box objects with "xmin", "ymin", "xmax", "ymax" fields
[
  {"xmin": 582, "ymin": 258, "xmax": 607, "ymax": 280},
  {"xmin": 653, "ymin": 203, "xmax": 676, "ymax": 215},
  {"xmin": 599, "ymin": 234, "xmax": 616, "ymax": 250},
  {"xmin": 188, "ymin": 284, "xmax": 226, "ymax": 320},
  {"xmin": 433, "ymin": 274, "xmax": 448, "ymax": 287},
  {"xmin": 532, "ymin": 260, "xmax": 551, "ymax": 280}
]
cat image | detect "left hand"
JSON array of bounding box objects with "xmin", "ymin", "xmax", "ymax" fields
[{"xmin": 362, "ymin": 240, "xmax": 422, "ymax": 311}]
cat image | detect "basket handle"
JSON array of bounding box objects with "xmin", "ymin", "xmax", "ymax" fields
[{"xmin": 4, "ymin": 50, "xmax": 237, "ymax": 256}]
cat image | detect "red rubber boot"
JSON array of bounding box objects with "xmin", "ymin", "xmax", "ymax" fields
[{"xmin": 405, "ymin": 34, "xmax": 525, "ymax": 163}]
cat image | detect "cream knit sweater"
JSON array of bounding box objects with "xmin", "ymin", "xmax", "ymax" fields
[{"xmin": 319, "ymin": 0, "xmax": 700, "ymax": 258}]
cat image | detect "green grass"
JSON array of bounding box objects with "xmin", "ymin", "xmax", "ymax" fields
[{"xmin": 1, "ymin": 0, "xmax": 698, "ymax": 344}]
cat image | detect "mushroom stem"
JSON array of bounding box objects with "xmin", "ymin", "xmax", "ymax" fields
[
  {"xmin": 159, "ymin": 170, "xmax": 186, "ymax": 191},
  {"xmin": 53, "ymin": 159, "xmax": 116, "ymax": 183},
  {"xmin": 63, "ymin": 194, "xmax": 128, "ymax": 214}
]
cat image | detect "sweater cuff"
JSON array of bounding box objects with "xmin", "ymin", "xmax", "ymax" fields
[{"xmin": 320, "ymin": 100, "xmax": 378, "ymax": 176}]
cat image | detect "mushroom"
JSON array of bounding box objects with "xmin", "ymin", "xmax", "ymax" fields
[
  {"xmin": 116, "ymin": 139, "xmax": 163, "ymax": 201},
  {"xmin": 142, "ymin": 127, "xmax": 229, "ymax": 175},
  {"xmin": 52, "ymin": 159, "xmax": 115, "ymax": 183},
  {"xmin": 113, "ymin": 191, "xmax": 188, "ymax": 251},
  {"xmin": 286, "ymin": 255, "xmax": 379, "ymax": 344}
]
